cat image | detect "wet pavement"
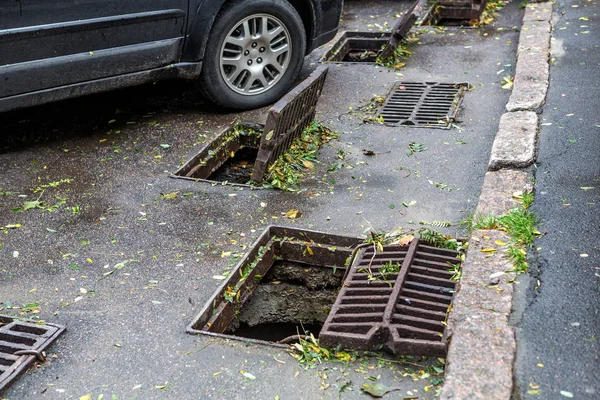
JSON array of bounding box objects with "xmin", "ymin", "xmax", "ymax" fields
[{"xmin": 0, "ymin": 1, "xmax": 523, "ymax": 398}]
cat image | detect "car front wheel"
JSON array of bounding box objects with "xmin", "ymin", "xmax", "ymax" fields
[{"xmin": 199, "ymin": 0, "xmax": 306, "ymax": 110}]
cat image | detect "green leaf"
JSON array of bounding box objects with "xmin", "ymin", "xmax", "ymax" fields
[
  {"xmin": 361, "ymin": 382, "xmax": 400, "ymax": 397},
  {"xmin": 23, "ymin": 200, "xmax": 42, "ymax": 210}
]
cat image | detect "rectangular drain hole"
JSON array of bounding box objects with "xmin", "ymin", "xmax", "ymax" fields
[
  {"xmin": 421, "ymin": 0, "xmax": 488, "ymax": 27},
  {"xmin": 187, "ymin": 226, "xmax": 363, "ymax": 346},
  {"xmin": 378, "ymin": 82, "xmax": 468, "ymax": 129},
  {"xmin": 322, "ymin": 31, "xmax": 390, "ymax": 63},
  {"xmin": 0, "ymin": 315, "xmax": 65, "ymax": 392},
  {"xmin": 319, "ymin": 238, "xmax": 462, "ymax": 357},
  {"xmin": 172, "ymin": 66, "xmax": 328, "ymax": 187}
]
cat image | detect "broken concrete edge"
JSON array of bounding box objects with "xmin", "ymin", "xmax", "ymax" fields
[
  {"xmin": 505, "ymin": 2, "xmax": 553, "ymax": 112},
  {"xmin": 489, "ymin": 111, "xmax": 539, "ymax": 170},
  {"xmin": 440, "ymin": 3, "xmax": 554, "ymax": 399}
]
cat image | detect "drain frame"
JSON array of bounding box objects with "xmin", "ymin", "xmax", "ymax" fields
[
  {"xmin": 0, "ymin": 315, "xmax": 65, "ymax": 392},
  {"xmin": 186, "ymin": 226, "xmax": 363, "ymax": 348},
  {"xmin": 322, "ymin": 31, "xmax": 391, "ymax": 64},
  {"xmin": 172, "ymin": 66, "xmax": 329, "ymax": 187},
  {"xmin": 378, "ymin": 81, "xmax": 468, "ymax": 129},
  {"xmin": 318, "ymin": 239, "xmax": 461, "ymax": 356}
]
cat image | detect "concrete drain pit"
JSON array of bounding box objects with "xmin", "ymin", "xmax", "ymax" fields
[
  {"xmin": 187, "ymin": 226, "xmax": 363, "ymax": 346},
  {"xmin": 323, "ymin": 31, "xmax": 391, "ymax": 63},
  {"xmin": 173, "ymin": 66, "xmax": 328, "ymax": 186},
  {"xmin": 173, "ymin": 122, "xmax": 262, "ymax": 186},
  {"xmin": 0, "ymin": 315, "xmax": 65, "ymax": 392},
  {"xmin": 323, "ymin": 2, "xmax": 421, "ymax": 63},
  {"xmin": 421, "ymin": 0, "xmax": 488, "ymax": 26}
]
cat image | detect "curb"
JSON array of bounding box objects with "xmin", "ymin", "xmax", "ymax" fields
[{"xmin": 440, "ymin": 3, "xmax": 552, "ymax": 399}]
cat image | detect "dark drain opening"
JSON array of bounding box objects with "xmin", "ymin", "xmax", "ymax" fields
[
  {"xmin": 323, "ymin": 32, "xmax": 390, "ymax": 63},
  {"xmin": 207, "ymin": 145, "xmax": 259, "ymax": 184},
  {"xmin": 421, "ymin": 0, "xmax": 488, "ymax": 26},
  {"xmin": 224, "ymin": 260, "xmax": 343, "ymax": 342},
  {"xmin": 231, "ymin": 322, "xmax": 324, "ymax": 343}
]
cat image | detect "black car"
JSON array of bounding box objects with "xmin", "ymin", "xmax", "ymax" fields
[{"xmin": 0, "ymin": 0, "xmax": 342, "ymax": 112}]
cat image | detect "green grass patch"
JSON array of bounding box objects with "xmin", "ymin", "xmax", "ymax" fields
[
  {"xmin": 472, "ymin": 192, "xmax": 539, "ymax": 273},
  {"xmin": 263, "ymin": 121, "xmax": 338, "ymax": 191}
]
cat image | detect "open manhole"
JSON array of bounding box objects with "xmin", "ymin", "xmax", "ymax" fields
[
  {"xmin": 323, "ymin": 31, "xmax": 391, "ymax": 63},
  {"xmin": 173, "ymin": 66, "xmax": 328, "ymax": 186},
  {"xmin": 319, "ymin": 238, "xmax": 461, "ymax": 356},
  {"xmin": 0, "ymin": 315, "xmax": 65, "ymax": 392},
  {"xmin": 421, "ymin": 0, "xmax": 488, "ymax": 26},
  {"xmin": 188, "ymin": 227, "xmax": 462, "ymax": 357},
  {"xmin": 378, "ymin": 81, "xmax": 468, "ymax": 128},
  {"xmin": 187, "ymin": 226, "xmax": 363, "ymax": 345}
]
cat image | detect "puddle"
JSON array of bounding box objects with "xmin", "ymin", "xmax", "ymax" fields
[
  {"xmin": 187, "ymin": 226, "xmax": 363, "ymax": 346},
  {"xmin": 322, "ymin": 32, "xmax": 391, "ymax": 63}
]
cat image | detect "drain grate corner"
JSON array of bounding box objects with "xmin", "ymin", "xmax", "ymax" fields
[
  {"xmin": 319, "ymin": 238, "xmax": 461, "ymax": 356},
  {"xmin": 378, "ymin": 82, "xmax": 468, "ymax": 129},
  {"xmin": 0, "ymin": 316, "xmax": 65, "ymax": 392}
]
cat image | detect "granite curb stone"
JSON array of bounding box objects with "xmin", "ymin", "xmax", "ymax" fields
[
  {"xmin": 506, "ymin": 3, "xmax": 552, "ymax": 111},
  {"xmin": 489, "ymin": 111, "xmax": 539, "ymax": 170},
  {"xmin": 440, "ymin": 230, "xmax": 516, "ymax": 400}
]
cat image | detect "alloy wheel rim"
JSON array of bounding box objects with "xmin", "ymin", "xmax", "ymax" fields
[{"xmin": 219, "ymin": 13, "xmax": 292, "ymax": 96}]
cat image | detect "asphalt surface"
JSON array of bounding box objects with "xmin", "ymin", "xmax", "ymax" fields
[
  {"xmin": 0, "ymin": 1, "xmax": 523, "ymax": 399},
  {"xmin": 512, "ymin": 0, "xmax": 600, "ymax": 398}
]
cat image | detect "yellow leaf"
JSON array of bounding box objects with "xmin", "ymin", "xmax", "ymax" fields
[
  {"xmin": 495, "ymin": 240, "xmax": 506, "ymax": 246},
  {"xmin": 481, "ymin": 248, "xmax": 497, "ymax": 253},
  {"xmin": 302, "ymin": 160, "xmax": 314, "ymax": 169},
  {"xmin": 213, "ymin": 371, "xmax": 222, "ymax": 376},
  {"xmin": 284, "ymin": 209, "xmax": 301, "ymax": 219},
  {"xmin": 79, "ymin": 395, "xmax": 92, "ymax": 400},
  {"xmin": 398, "ymin": 234, "xmax": 415, "ymax": 247},
  {"xmin": 393, "ymin": 62, "xmax": 406, "ymax": 68},
  {"xmin": 306, "ymin": 246, "xmax": 313, "ymax": 255},
  {"xmin": 294, "ymin": 371, "xmax": 300, "ymax": 378}
]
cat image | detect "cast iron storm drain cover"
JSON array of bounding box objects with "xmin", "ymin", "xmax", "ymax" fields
[
  {"xmin": 378, "ymin": 82, "xmax": 468, "ymax": 128},
  {"xmin": 319, "ymin": 238, "xmax": 461, "ymax": 356},
  {"xmin": 0, "ymin": 316, "xmax": 65, "ymax": 392},
  {"xmin": 187, "ymin": 226, "xmax": 363, "ymax": 346},
  {"xmin": 173, "ymin": 66, "xmax": 328, "ymax": 186}
]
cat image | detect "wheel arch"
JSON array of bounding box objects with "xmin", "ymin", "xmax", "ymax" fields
[{"xmin": 182, "ymin": 0, "xmax": 317, "ymax": 63}]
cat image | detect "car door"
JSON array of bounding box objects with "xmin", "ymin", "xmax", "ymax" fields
[{"xmin": 0, "ymin": 0, "xmax": 188, "ymax": 99}]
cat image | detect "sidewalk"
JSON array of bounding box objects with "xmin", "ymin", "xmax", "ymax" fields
[{"xmin": 0, "ymin": 1, "xmax": 540, "ymax": 398}]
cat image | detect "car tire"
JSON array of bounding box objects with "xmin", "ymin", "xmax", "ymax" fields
[{"xmin": 198, "ymin": 0, "xmax": 306, "ymax": 110}]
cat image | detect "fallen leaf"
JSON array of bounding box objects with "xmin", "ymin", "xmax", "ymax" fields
[
  {"xmin": 481, "ymin": 248, "xmax": 497, "ymax": 253},
  {"xmin": 284, "ymin": 209, "xmax": 301, "ymax": 219},
  {"xmin": 397, "ymin": 234, "xmax": 415, "ymax": 247},
  {"xmin": 495, "ymin": 240, "xmax": 506, "ymax": 246},
  {"xmin": 240, "ymin": 370, "xmax": 256, "ymax": 380},
  {"xmin": 580, "ymin": 187, "xmax": 595, "ymax": 190},
  {"xmin": 361, "ymin": 382, "xmax": 400, "ymax": 397},
  {"xmin": 79, "ymin": 395, "xmax": 92, "ymax": 400},
  {"xmin": 560, "ymin": 391, "xmax": 574, "ymax": 398}
]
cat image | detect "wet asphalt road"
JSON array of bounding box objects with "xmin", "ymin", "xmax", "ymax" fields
[
  {"xmin": 512, "ymin": 0, "xmax": 600, "ymax": 398},
  {"xmin": 0, "ymin": 1, "xmax": 523, "ymax": 398}
]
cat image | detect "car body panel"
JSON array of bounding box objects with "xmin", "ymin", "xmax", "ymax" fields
[{"xmin": 0, "ymin": 0, "xmax": 342, "ymax": 112}]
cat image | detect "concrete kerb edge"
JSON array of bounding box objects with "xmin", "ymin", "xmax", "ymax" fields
[{"xmin": 440, "ymin": 3, "xmax": 552, "ymax": 399}]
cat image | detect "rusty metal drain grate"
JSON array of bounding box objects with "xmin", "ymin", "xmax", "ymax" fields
[
  {"xmin": 318, "ymin": 239, "xmax": 461, "ymax": 356},
  {"xmin": 252, "ymin": 65, "xmax": 328, "ymax": 182},
  {"xmin": 0, "ymin": 316, "xmax": 65, "ymax": 392},
  {"xmin": 378, "ymin": 82, "xmax": 468, "ymax": 129}
]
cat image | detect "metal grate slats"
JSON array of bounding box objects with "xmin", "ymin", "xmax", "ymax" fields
[
  {"xmin": 379, "ymin": 82, "xmax": 468, "ymax": 128},
  {"xmin": 319, "ymin": 239, "xmax": 461, "ymax": 356}
]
